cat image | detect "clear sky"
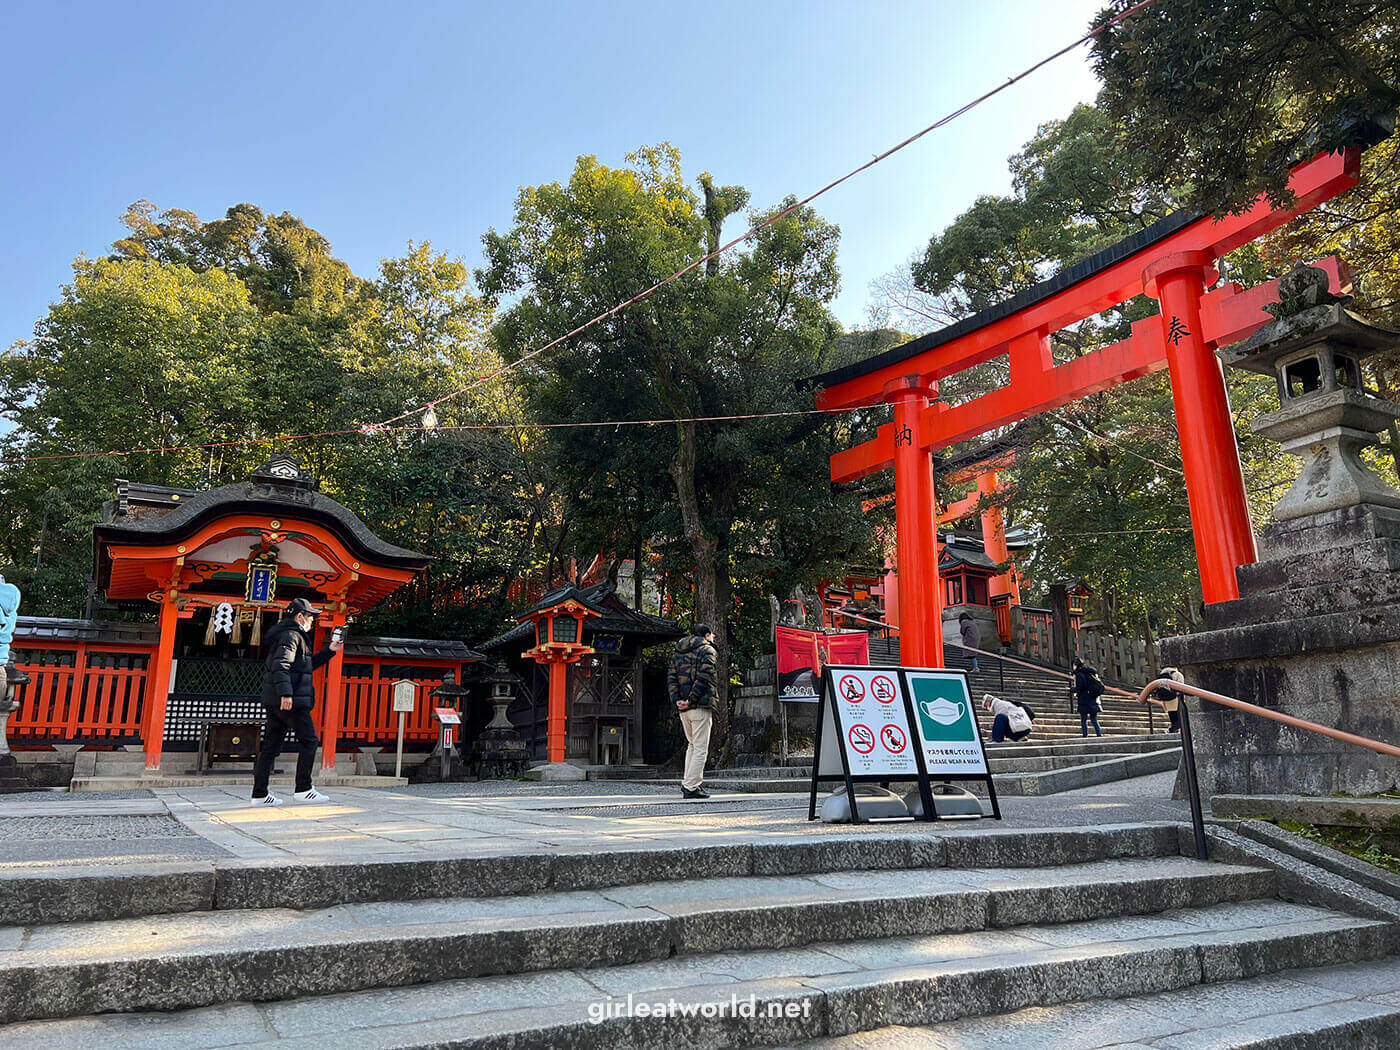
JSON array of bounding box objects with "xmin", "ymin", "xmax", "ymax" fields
[{"xmin": 1, "ymin": 0, "xmax": 1108, "ymax": 350}]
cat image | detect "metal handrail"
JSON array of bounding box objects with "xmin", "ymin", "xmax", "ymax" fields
[
  {"xmin": 830, "ymin": 608, "xmax": 897, "ymax": 637},
  {"xmin": 1134, "ymin": 678, "xmax": 1400, "ymax": 758},
  {"xmin": 1132, "ymin": 677, "xmax": 1400, "ymax": 861}
]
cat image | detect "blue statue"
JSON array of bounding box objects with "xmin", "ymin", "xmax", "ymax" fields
[{"xmin": 0, "ymin": 575, "xmax": 20, "ymax": 666}]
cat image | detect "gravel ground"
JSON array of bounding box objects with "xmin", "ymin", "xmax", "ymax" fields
[
  {"xmin": 0, "ymin": 815, "xmax": 195, "ymax": 840},
  {"xmin": 0, "ymin": 789, "xmax": 156, "ymax": 803}
]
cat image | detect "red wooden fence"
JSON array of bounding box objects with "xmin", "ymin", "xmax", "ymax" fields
[
  {"xmin": 11, "ymin": 641, "xmax": 152, "ymax": 742},
  {"xmin": 339, "ymin": 658, "xmax": 461, "ymax": 744},
  {"xmin": 10, "ymin": 640, "xmax": 468, "ymax": 747}
]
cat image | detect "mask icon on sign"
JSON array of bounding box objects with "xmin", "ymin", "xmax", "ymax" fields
[
  {"xmin": 920, "ymin": 697, "xmax": 964, "ymax": 725},
  {"xmin": 912, "ymin": 681, "xmax": 975, "ymax": 742}
]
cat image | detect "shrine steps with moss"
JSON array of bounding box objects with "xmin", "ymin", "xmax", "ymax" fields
[{"xmin": 2, "ymin": 822, "xmax": 1398, "ymax": 1048}]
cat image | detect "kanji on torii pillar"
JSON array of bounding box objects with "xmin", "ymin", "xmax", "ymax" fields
[{"xmin": 806, "ymin": 146, "xmax": 1364, "ymax": 668}]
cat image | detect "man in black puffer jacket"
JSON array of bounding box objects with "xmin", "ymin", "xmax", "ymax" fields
[
  {"xmin": 668, "ymin": 623, "xmax": 718, "ymax": 800},
  {"xmin": 251, "ymin": 597, "xmax": 341, "ymax": 806}
]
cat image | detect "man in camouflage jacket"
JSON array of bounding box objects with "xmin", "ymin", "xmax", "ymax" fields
[{"xmin": 668, "ymin": 623, "xmax": 717, "ymax": 799}]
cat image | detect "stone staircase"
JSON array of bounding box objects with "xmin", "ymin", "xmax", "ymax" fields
[
  {"xmin": 868, "ymin": 636, "xmax": 1161, "ymax": 740},
  {"xmin": 658, "ymin": 735, "xmax": 1180, "ymax": 796},
  {"xmin": 2, "ymin": 824, "xmax": 1398, "ymax": 1048}
]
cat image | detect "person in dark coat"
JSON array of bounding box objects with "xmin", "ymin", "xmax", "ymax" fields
[
  {"xmin": 1072, "ymin": 657, "xmax": 1105, "ymax": 737},
  {"xmin": 250, "ymin": 597, "xmax": 342, "ymax": 806},
  {"xmin": 958, "ymin": 613, "xmax": 981, "ymax": 671},
  {"xmin": 668, "ymin": 623, "xmax": 718, "ymax": 799}
]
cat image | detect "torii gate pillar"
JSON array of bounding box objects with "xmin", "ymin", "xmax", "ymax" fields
[
  {"xmin": 1146, "ymin": 252, "xmax": 1258, "ymax": 603},
  {"xmin": 887, "ymin": 375, "xmax": 944, "ymax": 667}
]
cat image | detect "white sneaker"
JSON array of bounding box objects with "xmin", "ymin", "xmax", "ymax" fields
[
  {"xmin": 251, "ymin": 794, "xmax": 284, "ymax": 807},
  {"xmin": 293, "ymin": 787, "xmax": 330, "ymax": 803}
]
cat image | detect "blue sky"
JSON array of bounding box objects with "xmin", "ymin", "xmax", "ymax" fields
[{"xmin": 1, "ymin": 0, "xmax": 1107, "ymax": 350}]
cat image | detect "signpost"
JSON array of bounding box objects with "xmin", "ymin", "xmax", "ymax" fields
[
  {"xmin": 392, "ymin": 679, "xmax": 415, "ymax": 779},
  {"xmin": 433, "ymin": 705, "xmax": 462, "ymax": 781},
  {"xmin": 808, "ymin": 664, "xmax": 999, "ymax": 823}
]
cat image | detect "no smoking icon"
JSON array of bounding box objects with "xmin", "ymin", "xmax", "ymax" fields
[
  {"xmin": 880, "ymin": 724, "xmax": 907, "ymax": 753},
  {"xmin": 839, "ymin": 675, "xmax": 866, "ymax": 703},
  {"xmin": 871, "ymin": 675, "xmax": 896, "ymax": 704},
  {"xmin": 847, "ymin": 724, "xmax": 876, "ymax": 754}
]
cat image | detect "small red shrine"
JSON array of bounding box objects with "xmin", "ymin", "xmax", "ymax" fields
[{"xmin": 41, "ymin": 456, "xmax": 442, "ymax": 773}]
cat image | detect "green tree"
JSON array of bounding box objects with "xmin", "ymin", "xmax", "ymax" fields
[
  {"xmin": 1091, "ymin": 0, "xmax": 1399, "ymax": 215},
  {"xmin": 479, "ymin": 145, "xmax": 879, "ymax": 736},
  {"xmin": 0, "ymin": 204, "xmax": 526, "ymax": 640}
]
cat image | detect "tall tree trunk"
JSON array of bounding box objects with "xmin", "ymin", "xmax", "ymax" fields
[
  {"xmin": 670, "ymin": 420, "xmax": 731, "ymax": 753},
  {"xmin": 634, "ymin": 535, "xmax": 643, "ymax": 611}
]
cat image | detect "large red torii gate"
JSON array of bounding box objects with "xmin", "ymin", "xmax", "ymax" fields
[{"xmin": 809, "ymin": 147, "xmax": 1363, "ymax": 667}]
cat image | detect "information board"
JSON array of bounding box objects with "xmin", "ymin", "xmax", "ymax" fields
[{"xmin": 808, "ymin": 664, "xmax": 1000, "ymax": 824}]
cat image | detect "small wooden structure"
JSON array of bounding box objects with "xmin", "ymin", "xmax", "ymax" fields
[{"xmin": 479, "ymin": 583, "xmax": 681, "ymax": 765}]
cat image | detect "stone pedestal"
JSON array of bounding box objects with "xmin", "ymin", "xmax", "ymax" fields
[
  {"xmin": 1166, "ymin": 264, "xmax": 1400, "ymax": 799},
  {"xmin": 1163, "ymin": 503, "xmax": 1400, "ymax": 797}
]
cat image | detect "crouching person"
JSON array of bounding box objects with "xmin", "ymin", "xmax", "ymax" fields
[{"xmin": 983, "ymin": 692, "xmax": 1034, "ymax": 742}]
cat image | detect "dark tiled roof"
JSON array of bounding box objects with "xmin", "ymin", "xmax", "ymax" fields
[
  {"xmin": 940, "ymin": 545, "xmax": 1001, "ymax": 572},
  {"xmin": 479, "ymin": 582, "xmax": 682, "ymax": 652},
  {"xmin": 344, "ymin": 636, "xmax": 486, "ymax": 662},
  {"xmin": 13, "ymin": 616, "xmax": 159, "ymax": 645},
  {"xmin": 94, "ymin": 467, "xmax": 428, "ymax": 576},
  {"xmin": 518, "ymin": 584, "xmax": 609, "ymax": 619}
]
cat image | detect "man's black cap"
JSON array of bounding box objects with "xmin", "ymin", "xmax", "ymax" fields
[{"xmin": 287, "ymin": 597, "xmax": 321, "ymax": 617}]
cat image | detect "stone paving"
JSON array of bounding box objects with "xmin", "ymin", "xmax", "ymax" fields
[
  {"xmin": 2, "ymin": 771, "xmax": 1398, "ymax": 1048},
  {"xmin": 0, "ymin": 770, "xmax": 1188, "ymax": 869}
]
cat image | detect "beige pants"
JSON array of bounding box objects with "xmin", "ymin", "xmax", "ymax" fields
[{"xmin": 679, "ymin": 707, "xmax": 712, "ymax": 791}]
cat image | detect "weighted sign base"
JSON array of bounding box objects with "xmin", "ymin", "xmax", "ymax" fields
[{"xmin": 807, "ymin": 665, "xmax": 1000, "ymax": 824}]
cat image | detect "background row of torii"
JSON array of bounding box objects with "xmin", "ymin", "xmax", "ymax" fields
[{"xmin": 805, "ymin": 144, "xmax": 1369, "ymax": 666}]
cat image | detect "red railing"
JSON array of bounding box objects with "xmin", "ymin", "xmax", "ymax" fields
[
  {"xmin": 11, "ymin": 641, "xmax": 154, "ymax": 742},
  {"xmin": 11, "ymin": 639, "xmax": 469, "ymax": 747},
  {"xmin": 338, "ymin": 657, "xmax": 465, "ymax": 744}
]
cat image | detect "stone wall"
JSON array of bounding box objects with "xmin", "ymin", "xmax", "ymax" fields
[{"xmin": 1164, "ymin": 505, "xmax": 1400, "ymax": 798}]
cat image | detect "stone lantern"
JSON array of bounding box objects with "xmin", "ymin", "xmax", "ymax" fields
[
  {"xmin": 517, "ymin": 585, "xmax": 604, "ymax": 775},
  {"xmin": 1219, "ymin": 262, "xmax": 1400, "ymax": 521},
  {"xmin": 472, "ymin": 661, "xmax": 528, "ymax": 779},
  {"xmin": 410, "ymin": 670, "xmax": 472, "ymax": 783}
]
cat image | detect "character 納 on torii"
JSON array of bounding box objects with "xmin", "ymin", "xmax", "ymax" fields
[{"xmin": 806, "ymin": 145, "xmax": 1366, "ymax": 669}]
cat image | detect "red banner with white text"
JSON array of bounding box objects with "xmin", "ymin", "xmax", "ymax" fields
[{"xmin": 775, "ymin": 625, "xmax": 869, "ymax": 702}]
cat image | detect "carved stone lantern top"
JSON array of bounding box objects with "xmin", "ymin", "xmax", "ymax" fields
[{"xmin": 1218, "ymin": 262, "xmax": 1400, "ymax": 521}]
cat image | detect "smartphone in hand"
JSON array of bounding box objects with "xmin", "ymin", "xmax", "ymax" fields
[{"xmin": 331, "ymin": 626, "xmax": 345, "ymax": 646}]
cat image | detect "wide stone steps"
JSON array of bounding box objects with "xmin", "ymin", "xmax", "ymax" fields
[
  {"xmin": 788, "ymin": 957, "xmax": 1400, "ymax": 1049},
  {"xmin": 0, "ymin": 855, "xmax": 1271, "ymax": 1024},
  {"xmin": 865, "ymin": 639, "xmax": 1161, "ymax": 740},
  {"xmin": 4, "ymin": 900, "xmax": 1388, "ymax": 1048},
  {"xmin": 2, "ymin": 822, "xmax": 1396, "ymax": 1049}
]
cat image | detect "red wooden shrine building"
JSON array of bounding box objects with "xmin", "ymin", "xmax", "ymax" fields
[
  {"xmin": 9, "ymin": 457, "xmax": 484, "ymax": 772},
  {"xmin": 808, "ymin": 141, "xmax": 1374, "ymax": 667}
]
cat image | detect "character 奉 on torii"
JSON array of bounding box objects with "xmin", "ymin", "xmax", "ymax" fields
[{"xmin": 806, "ymin": 143, "xmax": 1372, "ymax": 669}]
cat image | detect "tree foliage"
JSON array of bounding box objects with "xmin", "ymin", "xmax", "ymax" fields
[
  {"xmin": 1091, "ymin": 0, "xmax": 1399, "ymax": 215},
  {"xmin": 0, "ymin": 202, "xmax": 532, "ymax": 640},
  {"xmin": 479, "ymin": 144, "xmax": 880, "ymax": 726}
]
